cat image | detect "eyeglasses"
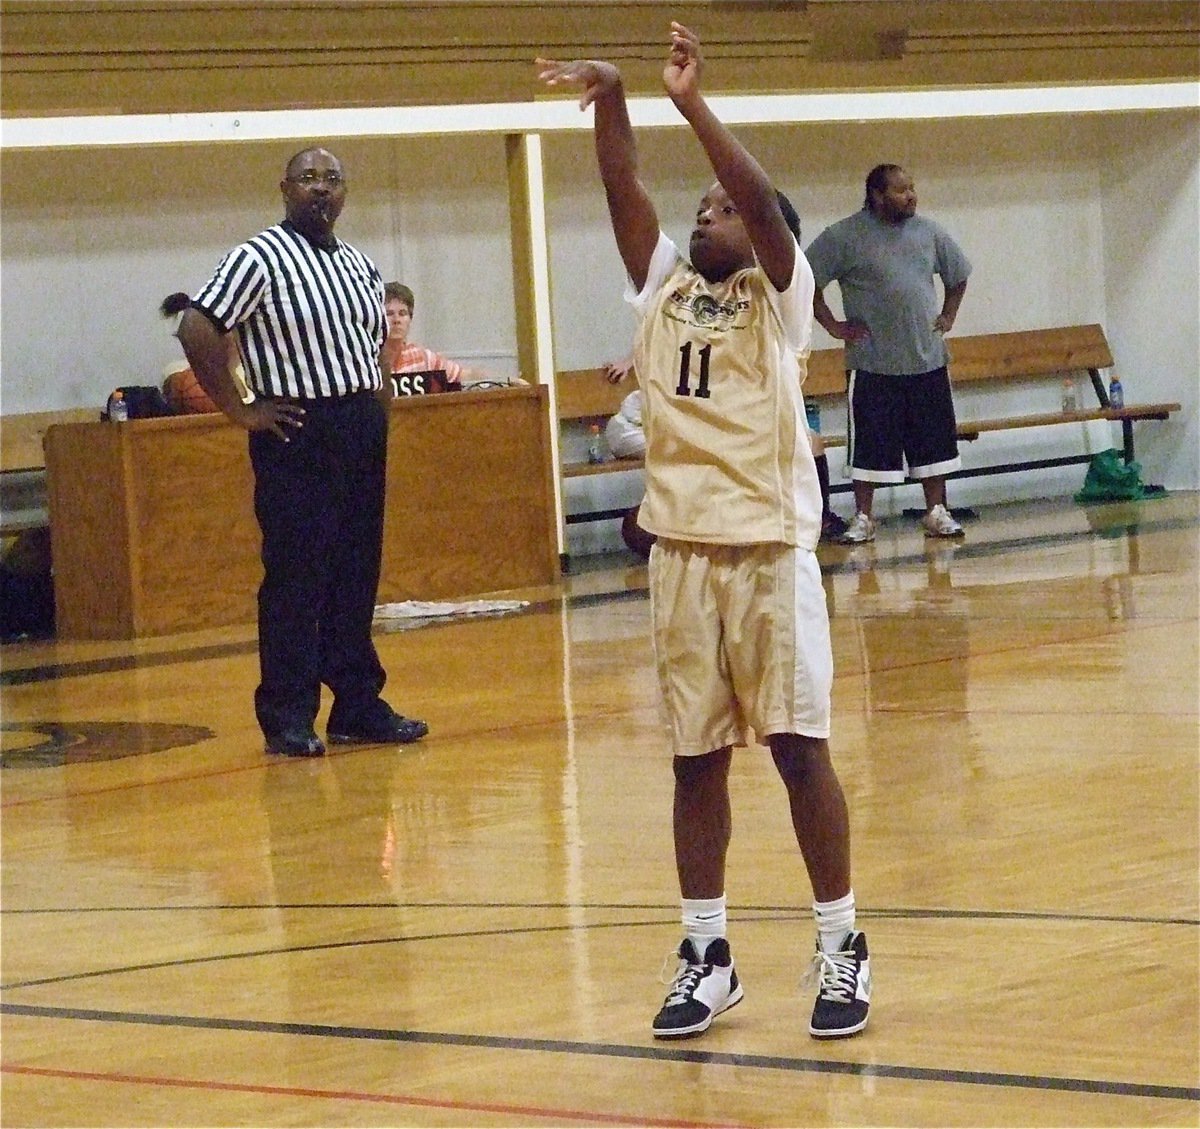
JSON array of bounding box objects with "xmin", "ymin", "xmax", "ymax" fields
[{"xmin": 287, "ymin": 170, "xmax": 345, "ymax": 187}]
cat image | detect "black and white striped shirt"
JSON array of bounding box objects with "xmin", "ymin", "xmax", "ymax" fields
[{"xmin": 193, "ymin": 221, "xmax": 385, "ymax": 399}]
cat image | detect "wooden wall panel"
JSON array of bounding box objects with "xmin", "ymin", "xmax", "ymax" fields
[{"xmin": 2, "ymin": 1, "xmax": 1196, "ymax": 118}]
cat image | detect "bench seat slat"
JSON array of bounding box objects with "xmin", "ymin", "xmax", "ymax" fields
[
  {"xmin": 0, "ymin": 509, "xmax": 50, "ymax": 537},
  {"xmin": 560, "ymin": 404, "xmax": 1182, "ymax": 475},
  {"xmin": 956, "ymin": 402, "xmax": 1182, "ymax": 438},
  {"xmin": 562, "ymin": 456, "xmax": 645, "ymax": 478}
]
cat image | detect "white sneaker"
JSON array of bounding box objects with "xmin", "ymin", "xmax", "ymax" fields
[
  {"xmin": 922, "ymin": 504, "xmax": 964, "ymax": 538},
  {"xmin": 652, "ymin": 937, "xmax": 743, "ymax": 1038},
  {"xmin": 839, "ymin": 512, "xmax": 876, "ymax": 544},
  {"xmin": 806, "ymin": 930, "xmax": 871, "ymax": 1039}
]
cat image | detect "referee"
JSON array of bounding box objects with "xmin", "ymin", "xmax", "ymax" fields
[{"xmin": 178, "ymin": 146, "xmax": 428, "ymax": 757}]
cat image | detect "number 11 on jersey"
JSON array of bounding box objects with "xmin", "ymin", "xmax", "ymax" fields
[{"xmin": 676, "ymin": 342, "xmax": 712, "ymax": 398}]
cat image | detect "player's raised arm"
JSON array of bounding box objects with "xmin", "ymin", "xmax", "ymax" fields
[
  {"xmin": 663, "ymin": 23, "xmax": 795, "ymax": 290},
  {"xmin": 536, "ymin": 56, "xmax": 660, "ymax": 291}
]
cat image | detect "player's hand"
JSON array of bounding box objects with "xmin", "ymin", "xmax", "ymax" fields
[
  {"xmin": 237, "ymin": 400, "xmax": 306, "ymax": 442},
  {"xmin": 933, "ymin": 313, "xmax": 955, "ymax": 334},
  {"xmin": 604, "ymin": 355, "xmax": 635, "ymax": 384},
  {"xmin": 536, "ymin": 58, "xmax": 621, "ymax": 110},
  {"xmin": 664, "ymin": 22, "xmax": 702, "ymax": 101}
]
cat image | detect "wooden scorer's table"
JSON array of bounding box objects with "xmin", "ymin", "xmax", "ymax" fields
[{"xmin": 44, "ymin": 386, "xmax": 558, "ymax": 639}]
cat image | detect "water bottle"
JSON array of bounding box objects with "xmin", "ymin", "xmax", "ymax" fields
[
  {"xmin": 108, "ymin": 390, "xmax": 129, "ymax": 422},
  {"xmin": 805, "ymin": 398, "xmax": 822, "ymax": 434},
  {"xmin": 1108, "ymin": 375, "xmax": 1124, "ymax": 409},
  {"xmin": 1061, "ymin": 377, "xmax": 1078, "ymax": 413},
  {"xmin": 587, "ymin": 422, "xmax": 605, "ymax": 464}
]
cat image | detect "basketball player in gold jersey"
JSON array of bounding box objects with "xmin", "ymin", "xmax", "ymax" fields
[{"xmin": 538, "ymin": 24, "xmax": 871, "ymax": 1040}]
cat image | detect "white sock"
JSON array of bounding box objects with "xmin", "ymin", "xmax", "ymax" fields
[
  {"xmin": 682, "ymin": 894, "xmax": 727, "ymax": 960},
  {"xmin": 814, "ymin": 890, "xmax": 856, "ymax": 954}
]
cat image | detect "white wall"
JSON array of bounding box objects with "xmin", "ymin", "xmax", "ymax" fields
[
  {"xmin": 1, "ymin": 109, "xmax": 1195, "ymax": 555},
  {"xmin": 0, "ymin": 134, "xmax": 518, "ymax": 416},
  {"xmin": 545, "ymin": 115, "xmax": 1118, "ymax": 360},
  {"xmin": 1099, "ymin": 111, "xmax": 1200, "ymax": 496}
]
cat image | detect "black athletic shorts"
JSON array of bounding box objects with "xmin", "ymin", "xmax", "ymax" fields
[{"xmin": 846, "ymin": 366, "xmax": 962, "ymax": 483}]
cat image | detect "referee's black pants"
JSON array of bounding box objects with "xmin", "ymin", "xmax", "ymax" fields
[{"xmin": 249, "ymin": 391, "xmax": 388, "ymax": 738}]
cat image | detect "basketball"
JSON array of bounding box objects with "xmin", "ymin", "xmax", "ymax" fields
[{"xmin": 162, "ymin": 366, "xmax": 220, "ymax": 415}]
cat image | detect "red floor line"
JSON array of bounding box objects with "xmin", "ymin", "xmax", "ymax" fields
[{"xmin": 1, "ymin": 1063, "xmax": 748, "ymax": 1129}]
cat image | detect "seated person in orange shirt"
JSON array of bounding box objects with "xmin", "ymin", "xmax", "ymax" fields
[{"xmin": 382, "ymin": 282, "xmax": 496, "ymax": 392}]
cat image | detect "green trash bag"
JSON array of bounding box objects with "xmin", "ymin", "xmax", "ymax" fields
[{"xmin": 1074, "ymin": 448, "xmax": 1146, "ymax": 503}]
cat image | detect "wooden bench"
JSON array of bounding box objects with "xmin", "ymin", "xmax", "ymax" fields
[
  {"xmin": 556, "ymin": 324, "xmax": 1181, "ymax": 514},
  {"xmin": 0, "ymin": 408, "xmax": 97, "ymax": 536},
  {"xmin": 803, "ymin": 325, "xmax": 1180, "ymax": 493}
]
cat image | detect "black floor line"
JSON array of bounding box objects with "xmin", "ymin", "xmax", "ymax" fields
[
  {"xmin": 3, "ymin": 1002, "xmax": 1196, "ymax": 1103},
  {"xmin": 3, "ymin": 906, "xmax": 1194, "ymax": 992},
  {"xmin": 3, "ymin": 901, "xmax": 1196, "ymax": 926}
]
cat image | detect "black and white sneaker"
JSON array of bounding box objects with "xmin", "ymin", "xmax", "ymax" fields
[
  {"xmin": 807, "ymin": 930, "xmax": 871, "ymax": 1039},
  {"xmin": 652, "ymin": 937, "xmax": 744, "ymax": 1039}
]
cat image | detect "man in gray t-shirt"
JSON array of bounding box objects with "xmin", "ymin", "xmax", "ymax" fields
[{"xmin": 805, "ymin": 164, "xmax": 971, "ymax": 543}]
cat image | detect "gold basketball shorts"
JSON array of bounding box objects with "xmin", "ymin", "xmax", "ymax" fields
[{"xmin": 647, "ymin": 539, "xmax": 833, "ymax": 757}]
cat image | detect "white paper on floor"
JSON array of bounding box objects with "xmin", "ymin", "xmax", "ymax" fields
[{"xmin": 373, "ymin": 599, "xmax": 529, "ymax": 631}]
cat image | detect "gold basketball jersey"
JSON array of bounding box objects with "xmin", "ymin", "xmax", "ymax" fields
[{"xmin": 631, "ymin": 241, "xmax": 822, "ymax": 548}]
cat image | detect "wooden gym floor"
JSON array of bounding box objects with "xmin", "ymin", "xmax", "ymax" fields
[{"xmin": 1, "ymin": 492, "xmax": 1197, "ymax": 1128}]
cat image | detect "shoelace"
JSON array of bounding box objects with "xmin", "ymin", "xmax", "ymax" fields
[
  {"xmin": 659, "ymin": 949, "xmax": 707, "ymax": 1004},
  {"xmin": 803, "ymin": 946, "xmax": 857, "ymax": 1003}
]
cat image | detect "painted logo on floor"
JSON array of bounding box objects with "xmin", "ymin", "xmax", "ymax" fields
[{"xmin": 0, "ymin": 721, "xmax": 215, "ymax": 768}]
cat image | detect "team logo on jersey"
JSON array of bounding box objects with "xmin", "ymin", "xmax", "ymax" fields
[
  {"xmin": 667, "ymin": 287, "xmax": 748, "ymax": 331},
  {"xmin": 691, "ymin": 293, "xmax": 728, "ymax": 326}
]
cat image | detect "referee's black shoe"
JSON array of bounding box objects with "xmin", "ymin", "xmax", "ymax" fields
[
  {"xmin": 265, "ymin": 727, "xmax": 326, "ymax": 757},
  {"xmin": 328, "ymin": 701, "xmax": 428, "ymax": 746}
]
